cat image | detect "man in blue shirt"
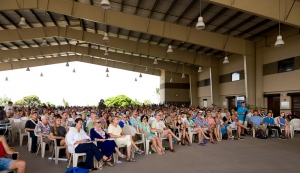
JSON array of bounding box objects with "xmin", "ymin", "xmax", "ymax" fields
[
  {"xmin": 237, "ymin": 102, "xmax": 248, "ymax": 139},
  {"xmin": 250, "ymin": 110, "xmax": 266, "ymax": 132},
  {"xmin": 263, "ymin": 112, "xmax": 284, "ymax": 139},
  {"xmin": 194, "ymin": 112, "xmax": 216, "ymax": 144},
  {"xmin": 129, "ymin": 109, "xmax": 140, "ymax": 128}
]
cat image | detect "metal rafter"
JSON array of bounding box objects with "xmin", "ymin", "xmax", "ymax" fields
[
  {"xmin": 205, "ymin": 8, "xmax": 229, "ymax": 27},
  {"xmin": 47, "ymin": 11, "xmax": 58, "ymax": 26},
  {"xmin": 64, "ymin": 15, "xmax": 70, "ymax": 25},
  {"xmin": 224, "ymin": 15, "xmax": 257, "ymax": 35},
  {"xmin": 128, "ymin": 30, "xmax": 132, "ymax": 39},
  {"xmin": 53, "ymin": 37, "xmax": 60, "ymax": 45},
  {"xmin": 157, "ymin": 38, "xmax": 164, "ymax": 45},
  {"xmin": 30, "ymin": 9, "xmax": 46, "ymax": 27},
  {"xmin": 22, "ymin": 41, "xmax": 31, "ymax": 47},
  {"xmin": 0, "ymin": 12, "xmax": 20, "ymax": 29},
  {"xmin": 204, "ymin": 48, "xmax": 214, "ymax": 55},
  {"xmin": 64, "ymin": 38, "xmax": 69, "ymax": 44},
  {"xmin": 120, "ymin": 0, "xmax": 124, "ymax": 12},
  {"xmin": 174, "ymin": 0, "xmax": 198, "ymax": 24},
  {"xmin": 196, "ymin": 47, "xmax": 205, "ymax": 53},
  {"xmin": 32, "ymin": 39, "xmax": 41, "ymax": 46},
  {"xmin": 235, "ymin": 19, "xmax": 270, "ymax": 38},
  {"xmin": 80, "ymin": 19, "xmax": 86, "ymax": 31},
  {"xmin": 187, "ymin": 4, "xmax": 214, "ymax": 27},
  {"xmin": 213, "ymin": 12, "xmax": 243, "ymax": 32},
  {"xmin": 161, "ymin": 0, "xmax": 178, "ymax": 21},
  {"xmin": 0, "ymin": 43, "xmax": 9, "ymax": 49},
  {"xmin": 0, "ymin": 24, "xmax": 8, "ymax": 30},
  {"xmin": 134, "ymin": 0, "xmax": 142, "ymax": 15},
  {"xmin": 10, "ymin": 42, "xmax": 19, "ymax": 48},
  {"xmin": 137, "ymin": 33, "xmax": 143, "ymax": 42},
  {"xmin": 148, "ymin": 0, "xmax": 159, "ymax": 18},
  {"xmin": 14, "ymin": 10, "xmax": 33, "ymax": 28},
  {"xmin": 187, "ymin": 44, "xmax": 194, "ymax": 50},
  {"xmin": 213, "ymin": 50, "xmax": 223, "ymax": 56},
  {"xmin": 94, "ymin": 22, "xmax": 98, "ymax": 33},
  {"xmin": 247, "ymin": 24, "xmax": 282, "ymax": 40}
]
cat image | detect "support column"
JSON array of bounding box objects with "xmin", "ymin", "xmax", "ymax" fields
[
  {"xmin": 244, "ymin": 55, "xmax": 256, "ymax": 107},
  {"xmin": 255, "ymin": 40, "xmax": 264, "ymax": 108},
  {"xmin": 189, "ymin": 71, "xmax": 198, "ymax": 107},
  {"xmin": 210, "ymin": 67, "xmax": 220, "ymax": 107}
]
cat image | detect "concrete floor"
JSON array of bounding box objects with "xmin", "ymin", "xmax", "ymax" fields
[{"xmin": 12, "ymin": 134, "xmax": 300, "ymax": 173}]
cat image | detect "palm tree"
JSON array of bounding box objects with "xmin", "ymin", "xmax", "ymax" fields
[{"xmin": 154, "ymin": 88, "xmax": 160, "ymax": 104}]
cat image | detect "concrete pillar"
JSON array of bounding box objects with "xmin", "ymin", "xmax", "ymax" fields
[
  {"xmin": 244, "ymin": 54, "xmax": 256, "ymax": 107},
  {"xmin": 210, "ymin": 67, "xmax": 220, "ymax": 107},
  {"xmin": 255, "ymin": 40, "xmax": 264, "ymax": 108},
  {"xmin": 189, "ymin": 71, "xmax": 198, "ymax": 107}
]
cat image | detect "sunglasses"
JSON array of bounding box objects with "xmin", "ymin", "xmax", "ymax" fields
[{"xmin": 96, "ymin": 122, "xmax": 101, "ymax": 124}]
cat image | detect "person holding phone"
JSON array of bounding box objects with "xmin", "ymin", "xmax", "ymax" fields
[{"xmin": 0, "ymin": 135, "xmax": 26, "ymax": 173}]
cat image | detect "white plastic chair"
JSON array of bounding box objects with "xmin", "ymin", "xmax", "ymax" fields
[
  {"xmin": 49, "ymin": 136, "xmax": 66, "ymax": 164},
  {"xmin": 187, "ymin": 127, "xmax": 197, "ymax": 143},
  {"xmin": 19, "ymin": 120, "xmax": 28, "ymax": 146},
  {"xmin": 290, "ymin": 119, "xmax": 300, "ymax": 138},
  {"xmin": 68, "ymin": 143, "xmax": 86, "ymax": 167},
  {"xmin": 34, "ymin": 131, "xmax": 47, "ymax": 158}
]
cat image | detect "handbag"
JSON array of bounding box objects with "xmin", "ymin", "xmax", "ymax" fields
[{"xmin": 131, "ymin": 134, "xmax": 141, "ymax": 142}]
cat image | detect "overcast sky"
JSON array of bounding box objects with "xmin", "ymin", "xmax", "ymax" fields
[{"xmin": 0, "ymin": 62, "xmax": 160, "ymax": 106}]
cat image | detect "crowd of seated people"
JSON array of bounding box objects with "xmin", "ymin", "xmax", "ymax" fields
[{"xmin": 0, "ymin": 99, "xmax": 297, "ymax": 172}]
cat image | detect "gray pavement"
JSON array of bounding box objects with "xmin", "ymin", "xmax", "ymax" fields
[{"xmin": 12, "ymin": 134, "xmax": 300, "ymax": 173}]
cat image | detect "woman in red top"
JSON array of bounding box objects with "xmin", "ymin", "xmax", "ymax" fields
[{"xmin": 0, "ymin": 135, "xmax": 26, "ymax": 173}]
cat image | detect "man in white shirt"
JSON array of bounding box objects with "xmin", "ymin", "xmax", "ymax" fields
[
  {"xmin": 151, "ymin": 111, "xmax": 182, "ymax": 152},
  {"xmin": 4, "ymin": 101, "xmax": 13, "ymax": 114}
]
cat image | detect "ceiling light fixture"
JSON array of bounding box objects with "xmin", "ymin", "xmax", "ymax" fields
[
  {"xmin": 105, "ymin": 59, "xmax": 109, "ymax": 66},
  {"xmin": 106, "ymin": 68, "xmax": 109, "ymax": 73},
  {"xmin": 100, "ymin": 0, "xmax": 111, "ymax": 9},
  {"xmin": 73, "ymin": 69, "xmax": 76, "ymax": 73},
  {"xmin": 103, "ymin": 32, "xmax": 109, "ymax": 42},
  {"xmin": 196, "ymin": 0, "xmax": 205, "ymax": 29},
  {"xmin": 106, "ymin": 73, "xmax": 109, "ymax": 77},
  {"xmin": 153, "ymin": 58, "xmax": 158, "ymax": 65},
  {"xmin": 170, "ymin": 71, "xmax": 173, "ymax": 83},
  {"xmin": 26, "ymin": 67, "xmax": 30, "ymax": 71},
  {"xmin": 41, "ymin": 39, "xmax": 49, "ymax": 47},
  {"xmin": 139, "ymin": 73, "xmax": 142, "ymax": 78},
  {"xmin": 40, "ymin": 72, "xmax": 43, "ymax": 77},
  {"xmin": 5, "ymin": 77, "xmax": 8, "ymax": 81},
  {"xmin": 19, "ymin": 17, "xmax": 27, "ymax": 26},
  {"xmin": 135, "ymin": 78, "xmax": 137, "ymax": 82},
  {"xmin": 275, "ymin": 0, "xmax": 284, "ymax": 47},
  {"xmin": 104, "ymin": 49, "xmax": 109, "ymax": 57},
  {"xmin": 167, "ymin": 45, "xmax": 173, "ymax": 54},
  {"xmin": 198, "ymin": 66, "xmax": 202, "ymax": 73},
  {"xmin": 66, "ymin": 62, "xmax": 69, "ymax": 67},
  {"xmin": 223, "ymin": 52, "xmax": 229, "ymax": 64}
]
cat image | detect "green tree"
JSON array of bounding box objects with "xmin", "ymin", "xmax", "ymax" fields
[
  {"xmin": 15, "ymin": 95, "xmax": 41, "ymax": 107},
  {"xmin": 0, "ymin": 95, "xmax": 11, "ymax": 106},
  {"xmin": 154, "ymin": 88, "xmax": 160, "ymax": 103},
  {"xmin": 143, "ymin": 99, "xmax": 151, "ymax": 105},
  {"xmin": 131, "ymin": 99, "xmax": 142, "ymax": 106},
  {"xmin": 62, "ymin": 98, "xmax": 69, "ymax": 107},
  {"xmin": 46, "ymin": 102, "xmax": 56, "ymax": 107},
  {"xmin": 105, "ymin": 95, "xmax": 133, "ymax": 107}
]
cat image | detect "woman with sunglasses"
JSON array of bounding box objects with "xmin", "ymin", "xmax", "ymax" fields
[
  {"xmin": 90, "ymin": 118, "xmax": 126, "ymax": 167},
  {"xmin": 138, "ymin": 115, "xmax": 165, "ymax": 155}
]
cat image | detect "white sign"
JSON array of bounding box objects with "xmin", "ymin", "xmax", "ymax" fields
[{"xmin": 281, "ymin": 102, "xmax": 289, "ymax": 109}]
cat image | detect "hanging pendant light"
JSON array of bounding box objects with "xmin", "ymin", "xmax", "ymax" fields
[
  {"xmin": 275, "ymin": 0, "xmax": 284, "ymax": 47},
  {"xmin": 100, "ymin": 0, "xmax": 111, "ymax": 9},
  {"xmin": 106, "ymin": 68, "xmax": 109, "ymax": 73},
  {"xmin": 40, "ymin": 73, "xmax": 43, "ymax": 77},
  {"xmin": 104, "ymin": 49, "xmax": 109, "ymax": 57},
  {"xmin": 182, "ymin": 73, "xmax": 186, "ymax": 78},
  {"xmin": 182, "ymin": 64, "xmax": 185, "ymax": 78},
  {"xmin": 103, "ymin": 32, "xmax": 109, "ymax": 42},
  {"xmin": 66, "ymin": 62, "xmax": 69, "ymax": 67},
  {"xmin": 106, "ymin": 73, "xmax": 109, "ymax": 77},
  {"xmin": 41, "ymin": 39, "xmax": 49, "ymax": 47},
  {"xmin": 153, "ymin": 58, "xmax": 158, "ymax": 65},
  {"xmin": 73, "ymin": 69, "xmax": 76, "ymax": 73},
  {"xmin": 170, "ymin": 78, "xmax": 173, "ymax": 83},
  {"xmin": 167, "ymin": 45, "xmax": 173, "ymax": 54},
  {"xmin": 135, "ymin": 78, "xmax": 137, "ymax": 82},
  {"xmin": 139, "ymin": 73, "xmax": 142, "ymax": 78},
  {"xmin": 19, "ymin": 17, "xmax": 27, "ymax": 26},
  {"xmin": 223, "ymin": 52, "xmax": 229, "ymax": 64},
  {"xmin": 198, "ymin": 66, "xmax": 202, "ymax": 73},
  {"xmin": 145, "ymin": 67, "xmax": 148, "ymax": 72},
  {"xmin": 5, "ymin": 77, "xmax": 8, "ymax": 81},
  {"xmin": 105, "ymin": 59, "xmax": 109, "ymax": 66},
  {"xmin": 170, "ymin": 71, "xmax": 173, "ymax": 82},
  {"xmin": 26, "ymin": 67, "xmax": 30, "ymax": 71},
  {"xmin": 56, "ymin": 53, "xmax": 60, "ymax": 58},
  {"xmin": 196, "ymin": 0, "xmax": 205, "ymax": 29}
]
